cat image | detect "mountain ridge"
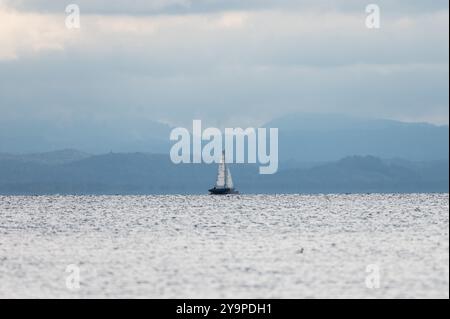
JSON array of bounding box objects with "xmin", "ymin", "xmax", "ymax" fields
[{"xmin": 0, "ymin": 151, "xmax": 447, "ymax": 195}]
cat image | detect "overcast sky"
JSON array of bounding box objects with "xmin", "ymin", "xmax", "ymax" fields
[{"xmin": 0, "ymin": 0, "xmax": 448, "ymax": 128}]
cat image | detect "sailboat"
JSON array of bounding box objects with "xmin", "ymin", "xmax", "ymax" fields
[{"xmin": 209, "ymin": 151, "xmax": 239, "ymax": 195}]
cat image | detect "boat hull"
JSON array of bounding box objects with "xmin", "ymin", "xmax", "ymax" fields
[{"xmin": 208, "ymin": 187, "xmax": 239, "ymax": 195}]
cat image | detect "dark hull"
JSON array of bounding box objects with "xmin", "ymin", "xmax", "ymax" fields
[{"xmin": 208, "ymin": 187, "xmax": 239, "ymax": 195}]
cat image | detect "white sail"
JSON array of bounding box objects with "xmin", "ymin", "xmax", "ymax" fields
[
  {"xmin": 215, "ymin": 152, "xmax": 226, "ymax": 188},
  {"xmin": 215, "ymin": 163, "xmax": 226, "ymax": 187}
]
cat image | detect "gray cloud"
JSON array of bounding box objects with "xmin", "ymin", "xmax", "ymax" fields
[
  {"xmin": 0, "ymin": 0, "xmax": 448, "ymax": 133},
  {"xmin": 4, "ymin": 0, "xmax": 450, "ymax": 15}
]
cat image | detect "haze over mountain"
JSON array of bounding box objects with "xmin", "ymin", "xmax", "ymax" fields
[
  {"xmin": 0, "ymin": 117, "xmax": 171, "ymax": 154},
  {"xmin": 1, "ymin": 113, "xmax": 447, "ymax": 164},
  {"xmin": 265, "ymin": 113, "xmax": 449, "ymax": 162}
]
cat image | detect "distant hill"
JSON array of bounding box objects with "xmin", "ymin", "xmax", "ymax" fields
[
  {"xmin": 0, "ymin": 152, "xmax": 447, "ymax": 195},
  {"xmin": 0, "ymin": 149, "xmax": 90, "ymax": 165},
  {"xmin": 264, "ymin": 113, "xmax": 449, "ymax": 162},
  {"xmin": 255, "ymin": 156, "xmax": 449, "ymax": 194}
]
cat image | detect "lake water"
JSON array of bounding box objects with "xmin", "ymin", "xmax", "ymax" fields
[{"xmin": 0, "ymin": 194, "xmax": 448, "ymax": 298}]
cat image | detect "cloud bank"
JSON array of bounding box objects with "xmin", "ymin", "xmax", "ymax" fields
[{"xmin": 0, "ymin": 0, "xmax": 448, "ymax": 128}]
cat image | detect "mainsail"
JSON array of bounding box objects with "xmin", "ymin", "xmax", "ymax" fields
[
  {"xmin": 215, "ymin": 151, "xmax": 233, "ymax": 189},
  {"xmin": 215, "ymin": 157, "xmax": 226, "ymax": 188}
]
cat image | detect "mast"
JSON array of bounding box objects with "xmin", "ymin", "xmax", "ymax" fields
[{"xmin": 224, "ymin": 151, "xmax": 228, "ymax": 188}]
